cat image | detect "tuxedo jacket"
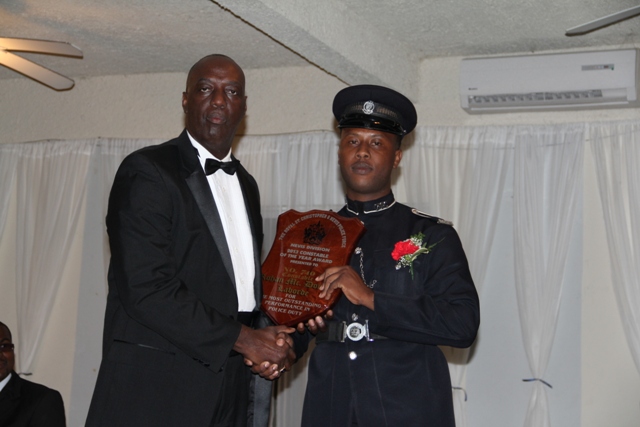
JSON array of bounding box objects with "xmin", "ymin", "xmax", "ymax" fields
[
  {"xmin": 86, "ymin": 130, "xmax": 264, "ymax": 427},
  {"xmin": 0, "ymin": 372, "xmax": 66, "ymax": 427}
]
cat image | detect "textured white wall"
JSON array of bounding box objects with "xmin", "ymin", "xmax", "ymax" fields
[
  {"xmin": 0, "ymin": 65, "xmax": 345, "ymax": 145},
  {"xmin": 1, "ymin": 56, "xmax": 639, "ymax": 425},
  {"xmin": 242, "ymin": 66, "xmax": 346, "ymax": 135},
  {"xmin": 2, "ymin": 57, "xmax": 638, "ymax": 141},
  {"xmin": 0, "ymin": 74, "xmax": 185, "ymax": 144}
]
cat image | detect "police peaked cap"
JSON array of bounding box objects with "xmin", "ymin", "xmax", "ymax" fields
[{"xmin": 332, "ymin": 84, "xmax": 417, "ymax": 136}]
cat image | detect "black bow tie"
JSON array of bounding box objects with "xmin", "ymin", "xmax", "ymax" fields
[{"xmin": 204, "ymin": 158, "xmax": 239, "ymax": 175}]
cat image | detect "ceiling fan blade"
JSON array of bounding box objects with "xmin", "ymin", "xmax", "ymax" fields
[
  {"xmin": 0, "ymin": 50, "xmax": 75, "ymax": 90},
  {"xmin": 0, "ymin": 37, "xmax": 82, "ymax": 58},
  {"xmin": 566, "ymin": 5, "xmax": 640, "ymax": 36}
]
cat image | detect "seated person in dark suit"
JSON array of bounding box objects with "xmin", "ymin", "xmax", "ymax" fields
[{"xmin": 0, "ymin": 321, "xmax": 66, "ymax": 427}]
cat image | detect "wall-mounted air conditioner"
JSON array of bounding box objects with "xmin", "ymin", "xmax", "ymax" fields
[{"xmin": 460, "ymin": 49, "xmax": 639, "ymax": 113}]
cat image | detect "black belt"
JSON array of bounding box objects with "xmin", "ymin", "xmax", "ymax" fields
[
  {"xmin": 316, "ymin": 321, "xmax": 388, "ymax": 343},
  {"xmin": 237, "ymin": 311, "xmax": 258, "ymax": 327}
]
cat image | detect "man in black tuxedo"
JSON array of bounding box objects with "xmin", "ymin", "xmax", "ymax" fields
[
  {"xmin": 86, "ymin": 54, "xmax": 295, "ymax": 427},
  {"xmin": 0, "ymin": 321, "xmax": 66, "ymax": 427}
]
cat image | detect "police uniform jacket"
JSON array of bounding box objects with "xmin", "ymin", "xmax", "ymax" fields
[{"xmin": 302, "ymin": 192, "xmax": 480, "ymax": 427}]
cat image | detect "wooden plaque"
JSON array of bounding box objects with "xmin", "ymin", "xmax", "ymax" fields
[{"xmin": 261, "ymin": 210, "xmax": 365, "ymax": 326}]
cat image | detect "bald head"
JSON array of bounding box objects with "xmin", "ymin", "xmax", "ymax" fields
[
  {"xmin": 0, "ymin": 322, "xmax": 10, "ymax": 341},
  {"xmin": 185, "ymin": 54, "xmax": 245, "ymax": 91}
]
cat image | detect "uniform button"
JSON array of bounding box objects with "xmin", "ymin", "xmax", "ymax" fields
[
  {"xmin": 349, "ymin": 351, "xmax": 357, "ymax": 360},
  {"xmin": 351, "ymin": 313, "xmax": 358, "ymax": 321}
]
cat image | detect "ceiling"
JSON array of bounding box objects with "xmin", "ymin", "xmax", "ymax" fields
[{"xmin": 1, "ymin": 0, "xmax": 639, "ymax": 96}]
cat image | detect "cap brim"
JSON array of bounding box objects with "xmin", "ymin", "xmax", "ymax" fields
[{"xmin": 338, "ymin": 114, "xmax": 406, "ymax": 136}]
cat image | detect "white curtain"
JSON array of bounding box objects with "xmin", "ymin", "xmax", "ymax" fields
[
  {"xmin": 234, "ymin": 131, "xmax": 345, "ymax": 244},
  {"xmin": 512, "ymin": 124, "xmax": 585, "ymax": 427},
  {"xmin": 0, "ymin": 145, "xmax": 18, "ymax": 239},
  {"xmin": 0, "ymin": 123, "xmax": 609, "ymax": 426},
  {"xmin": 402, "ymin": 126, "xmax": 512, "ymax": 426},
  {"xmin": 589, "ymin": 120, "xmax": 640, "ymax": 373},
  {"xmin": 14, "ymin": 140, "xmax": 94, "ymax": 373}
]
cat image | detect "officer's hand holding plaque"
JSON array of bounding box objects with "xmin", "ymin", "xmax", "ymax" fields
[{"xmin": 261, "ymin": 210, "xmax": 365, "ymax": 326}]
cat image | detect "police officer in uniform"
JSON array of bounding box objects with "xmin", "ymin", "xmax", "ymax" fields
[{"xmin": 300, "ymin": 85, "xmax": 480, "ymax": 426}]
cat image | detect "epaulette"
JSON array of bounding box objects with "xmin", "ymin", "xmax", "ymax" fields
[{"xmin": 411, "ymin": 209, "xmax": 454, "ymax": 226}]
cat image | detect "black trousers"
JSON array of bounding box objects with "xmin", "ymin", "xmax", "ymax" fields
[
  {"xmin": 210, "ymin": 353, "xmax": 252, "ymax": 427},
  {"xmin": 210, "ymin": 313, "xmax": 257, "ymax": 427}
]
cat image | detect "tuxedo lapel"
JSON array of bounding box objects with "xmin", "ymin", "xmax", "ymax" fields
[{"xmin": 177, "ymin": 131, "xmax": 236, "ymax": 285}]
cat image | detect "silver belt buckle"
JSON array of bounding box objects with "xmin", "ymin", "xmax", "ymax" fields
[{"xmin": 342, "ymin": 321, "xmax": 370, "ymax": 342}]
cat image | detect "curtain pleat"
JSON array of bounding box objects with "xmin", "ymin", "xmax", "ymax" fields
[
  {"xmin": 590, "ymin": 121, "xmax": 640, "ymax": 374},
  {"xmin": 513, "ymin": 124, "xmax": 585, "ymax": 427},
  {"xmin": 0, "ymin": 145, "xmax": 18, "ymax": 238},
  {"xmin": 14, "ymin": 140, "xmax": 94, "ymax": 373},
  {"xmin": 403, "ymin": 126, "xmax": 513, "ymax": 426}
]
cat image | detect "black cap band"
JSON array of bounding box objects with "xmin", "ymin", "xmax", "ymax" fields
[
  {"xmin": 337, "ymin": 114, "xmax": 406, "ymax": 135},
  {"xmin": 333, "ymin": 85, "xmax": 417, "ymax": 136}
]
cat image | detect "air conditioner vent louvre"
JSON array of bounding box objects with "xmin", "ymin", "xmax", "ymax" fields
[{"xmin": 460, "ymin": 49, "xmax": 639, "ymax": 113}]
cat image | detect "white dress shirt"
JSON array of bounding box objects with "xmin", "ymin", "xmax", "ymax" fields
[
  {"xmin": 0, "ymin": 372, "xmax": 11, "ymax": 392},
  {"xmin": 188, "ymin": 132, "xmax": 256, "ymax": 311}
]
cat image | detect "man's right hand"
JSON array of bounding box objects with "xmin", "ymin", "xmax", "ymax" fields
[{"xmin": 233, "ymin": 325, "xmax": 295, "ymax": 379}]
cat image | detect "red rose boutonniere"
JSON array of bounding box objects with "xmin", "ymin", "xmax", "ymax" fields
[{"xmin": 391, "ymin": 232, "xmax": 442, "ymax": 278}]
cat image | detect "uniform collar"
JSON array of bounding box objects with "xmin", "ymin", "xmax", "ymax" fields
[{"xmin": 345, "ymin": 192, "xmax": 396, "ymax": 215}]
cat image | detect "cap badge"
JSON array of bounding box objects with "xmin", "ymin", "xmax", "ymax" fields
[{"xmin": 362, "ymin": 100, "xmax": 375, "ymax": 115}]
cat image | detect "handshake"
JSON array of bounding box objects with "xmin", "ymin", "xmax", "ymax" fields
[{"xmin": 234, "ymin": 313, "xmax": 331, "ymax": 380}]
